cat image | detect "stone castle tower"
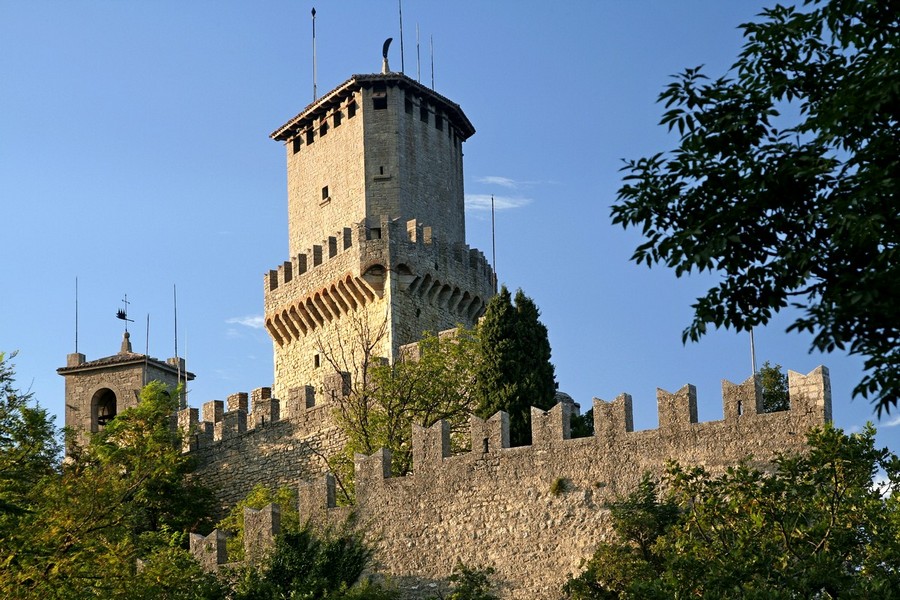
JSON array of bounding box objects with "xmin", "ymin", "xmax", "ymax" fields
[{"xmin": 264, "ymin": 71, "xmax": 495, "ymax": 399}]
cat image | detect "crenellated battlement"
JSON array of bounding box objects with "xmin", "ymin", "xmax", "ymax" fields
[
  {"xmin": 187, "ymin": 367, "xmax": 832, "ymax": 597},
  {"xmin": 180, "ymin": 367, "xmax": 830, "ymax": 507},
  {"xmin": 178, "ymin": 380, "xmax": 336, "ymax": 453},
  {"xmin": 265, "ymin": 216, "xmax": 493, "ymax": 294},
  {"xmin": 263, "ymin": 217, "xmax": 493, "ymax": 345}
]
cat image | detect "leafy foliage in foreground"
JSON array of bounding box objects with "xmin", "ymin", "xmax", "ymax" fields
[
  {"xmin": 216, "ymin": 483, "xmax": 301, "ymax": 560},
  {"xmin": 612, "ymin": 0, "xmax": 900, "ymax": 414},
  {"xmin": 0, "ymin": 360, "xmax": 222, "ymax": 599},
  {"xmin": 564, "ymin": 424, "xmax": 900, "ymax": 599},
  {"xmin": 233, "ymin": 520, "xmax": 396, "ymax": 600}
]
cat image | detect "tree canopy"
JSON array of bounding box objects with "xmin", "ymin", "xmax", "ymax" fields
[
  {"xmin": 0, "ymin": 360, "xmax": 221, "ymax": 599},
  {"xmin": 475, "ymin": 287, "xmax": 557, "ymax": 446},
  {"xmin": 565, "ymin": 424, "xmax": 900, "ymax": 599},
  {"xmin": 759, "ymin": 360, "xmax": 789, "ymax": 412},
  {"xmin": 611, "ymin": 0, "xmax": 900, "ymax": 414}
]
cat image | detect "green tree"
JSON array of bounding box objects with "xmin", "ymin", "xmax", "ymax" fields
[
  {"xmin": 476, "ymin": 287, "xmax": 556, "ymax": 446},
  {"xmin": 233, "ymin": 521, "xmax": 396, "ymax": 600},
  {"xmin": 322, "ymin": 327, "xmax": 481, "ymax": 498},
  {"xmin": 439, "ymin": 563, "xmax": 500, "ymax": 600},
  {"xmin": 611, "ymin": 0, "xmax": 900, "ymax": 415},
  {"xmin": 367, "ymin": 328, "xmax": 480, "ymax": 476},
  {"xmin": 0, "ymin": 351, "xmax": 59, "ymax": 518},
  {"xmin": 217, "ymin": 483, "xmax": 301, "ymax": 560},
  {"xmin": 759, "ymin": 360, "xmax": 789, "ymax": 412},
  {"xmin": 90, "ymin": 380, "xmax": 215, "ymax": 535},
  {"xmin": 565, "ymin": 424, "xmax": 900, "ymax": 599},
  {"xmin": 0, "ymin": 378, "xmax": 219, "ymax": 599}
]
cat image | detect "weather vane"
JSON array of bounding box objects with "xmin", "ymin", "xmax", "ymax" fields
[{"xmin": 116, "ymin": 294, "xmax": 134, "ymax": 332}]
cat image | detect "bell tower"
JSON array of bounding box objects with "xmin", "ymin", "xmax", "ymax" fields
[
  {"xmin": 264, "ymin": 71, "xmax": 495, "ymax": 399},
  {"xmin": 58, "ymin": 331, "xmax": 193, "ymax": 450}
]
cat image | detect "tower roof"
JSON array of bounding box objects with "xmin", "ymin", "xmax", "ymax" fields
[
  {"xmin": 57, "ymin": 334, "xmax": 195, "ymax": 380},
  {"xmin": 270, "ymin": 73, "xmax": 475, "ymax": 142}
]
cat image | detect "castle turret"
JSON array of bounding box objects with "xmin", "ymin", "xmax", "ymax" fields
[
  {"xmin": 265, "ymin": 72, "xmax": 494, "ymax": 398},
  {"xmin": 58, "ymin": 332, "xmax": 194, "ymax": 450}
]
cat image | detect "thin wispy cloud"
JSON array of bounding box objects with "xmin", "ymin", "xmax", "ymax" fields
[
  {"xmin": 226, "ymin": 315, "xmax": 265, "ymax": 329},
  {"xmin": 476, "ymin": 175, "xmax": 552, "ymax": 189},
  {"xmin": 883, "ymin": 414, "xmax": 900, "ymax": 428},
  {"xmin": 465, "ymin": 194, "xmax": 531, "ymax": 212},
  {"xmin": 477, "ymin": 175, "xmax": 520, "ymax": 189}
]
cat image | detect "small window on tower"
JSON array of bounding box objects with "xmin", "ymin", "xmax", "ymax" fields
[
  {"xmin": 420, "ymin": 103, "xmax": 428, "ymax": 123},
  {"xmin": 319, "ymin": 118, "xmax": 328, "ymax": 137},
  {"xmin": 292, "ymin": 137, "xmax": 302, "ymax": 153},
  {"xmin": 314, "ymin": 354, "xmax": 321, "ymax": 368},
  {"xmin": 435, "ymin": 113, "xmax": 443, "ymax": 131},
  {"xmin": 333, "ymin": 110, "xmax": 342, "ymax": 127},
  {"xmin": 405, "ymin": 95, "xmax": 413, "ymax": 114},
  {"xmin": 322, "ymin": 186, "xmax": 329, "ymax": 201},
  {"xmin": 372, "ymin": 86, "xmax": 387, "ymax": 110},
  {"xmin": 306, "ymin": 129, "xmax": 315, "ymax": 145},
  {"xmin": 347, "ymin": 100, "xmax": 357, "ymax": 118}
]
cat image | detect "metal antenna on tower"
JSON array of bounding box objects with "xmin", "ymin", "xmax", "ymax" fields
[
  {"xmin": 173, "ymin": 284, "xmax": 181, "ymax": 384},
  {"xmin": 430, "ymin": 35, "xmax": 434, "ymax": 89},
  {"xmin": 491, "ymin": 195, "xmax": 498, "ymax": 292},
  {"xmin": 74, "ymin": 277, "xmax": 79, "ymax": 353},
  {"xmin": 416, "ymin": 23, "xmax": 420, "ymax": 81},
  {"xmin": 750, "ymin": 328, "xmax": 758, "ymax": 376},
  {"xmin": 116, "ymin": 294, "xmax": 134, "ymax": 332},
  {"xmin": 398, "ymin": 0, "xmax": 405, "ymax": 73},
  {"xmin": 311, "ymin": 8, "xmax": 318, "ymax": 101},
  {"xmin": 183, "ymin": 327, "xmax": 189, "ymax": 408}
]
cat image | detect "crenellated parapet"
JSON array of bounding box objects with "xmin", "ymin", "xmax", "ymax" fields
[
  {"xmin": 263, "ymin": 216, "xmax": 494, "ymax": 347},
  {"xmin": 177, "ymin": 385, "xmax": 331, "ymax": 452},
  {"xmin": 180, "ymin": 365, "xmax": 830, "ymax": 468},
  {"xmin": 186, "ymin": 366, "xmax": 831, "ymax": 596}
]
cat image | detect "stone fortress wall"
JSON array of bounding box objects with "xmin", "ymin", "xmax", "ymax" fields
[{"xmin": 185, "ymin": 365, "xmax": 832, "ymax": 599}]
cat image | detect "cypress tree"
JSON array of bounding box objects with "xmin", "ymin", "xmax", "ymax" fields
[{"xmin": 475, "ymin": 286, "xmax": 556, "ymax": 446}]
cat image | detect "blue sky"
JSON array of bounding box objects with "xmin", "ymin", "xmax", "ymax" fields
[{"xmin": 2, "ymin": 1, "xmax": 896, "ymax": 453}]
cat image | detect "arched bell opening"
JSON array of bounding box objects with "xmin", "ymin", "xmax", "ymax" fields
[{"xmin": 92, "ymin": 388, "xmax": 117, "ymax": 432}]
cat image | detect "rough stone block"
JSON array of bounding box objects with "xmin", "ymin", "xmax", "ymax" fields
[
  {"xmin": 723, "ymin": 376, "xmax": 760, "ymax": 420},
  {"xmin": 657, "ymin": 384, "xmax": 698, "ymax": 431},
  {"xmin": 203, "ymin": 400, "xmax": 224, "ymax": 423},
  {"xmin": 531, "ymin": 402, "xmax": 572, "ymax": 448},
  {"xmin": 190, "ymin": 529, "xmax": 227, "ymax": 573},
  {"xmin": 227, "ymin": 392, "xmax": 248, "ymax": 413},
  {"xmin": 593, "ymin": 394, "xmax": 634, "ymax": 443},
  {"xmin": 471, "ymin": 411, "xmax": 509, "ymax": 453},
  {"xmin": 244, "ymin": 504, "xmax": 281, "ymax": 565},
  {"xmin": 412, "ymin": 420, "xmax": 450, "ymax": 471}
]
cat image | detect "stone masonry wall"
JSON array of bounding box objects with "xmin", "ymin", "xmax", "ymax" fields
[
  {"xmin": 181, "ymin": 381, "xmax": 350, "ymax": 512},
  {"xmin": 286, "ymin": 90, "xmax": 366, "ymax": 259},
  {"xmin": 264, "ymin": 217, "xmax": 494, "ymax": 398},
  {"xmin": 189, "ymin": 367, "xmax": 831, "ymax": 599}
]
